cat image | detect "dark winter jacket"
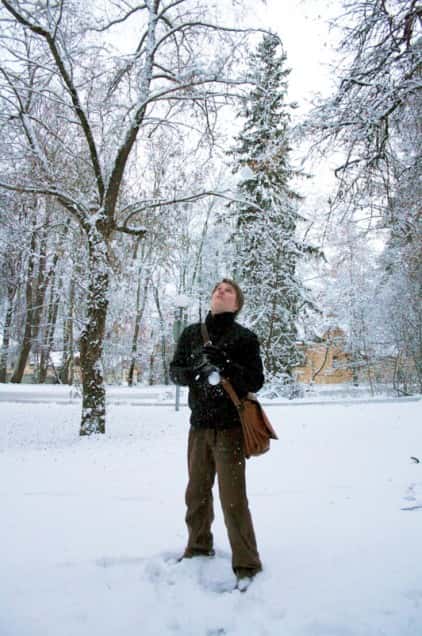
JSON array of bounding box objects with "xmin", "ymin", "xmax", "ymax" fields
[{"xmin": 170, "ymin": 311, "xmax": 264, "ymax": 429}]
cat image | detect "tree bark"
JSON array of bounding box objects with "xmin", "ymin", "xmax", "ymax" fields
[
  {"xmin": 148, "ymin": 344, "xmax": 155, "ymax": 386},
  {"xmin": 38, "ymin": 271, "xmax": 60, "ymax": 383},
  {"xmin": 38, "ymin": 220, "xmax": 71, "ymax": 383},
  {"xmin": 0, "ymin": 283, "xmax": 16, "ymax": 382},
  {"xmin": 152, "ymin": 285, "xmax": 169, "ymax": 385},
  {"xmin": 59, "ymin": 276, "xmax": 75, "ymax": 385},
  {"xmin": 128, "ymin": 276, "xmax": 150, "ymax": 386},
  {"xmin": 10, "ymin": 226, "xmax": 38, "ymax": 383},
  {"xmin": 79, "ymin": 230, "xmax": 109, "ymax": 435}
]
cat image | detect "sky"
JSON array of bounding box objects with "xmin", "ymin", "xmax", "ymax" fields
[
  {"xmin": 251, "ymin": 0, "xmax": 342, "ymax": 110},
  {"xmin": 243, "ymin": 1, "xmax": 344, "ymax": 214},
  {"xmin": 108, "ymin": 0, "xmax": 342, "ymax": 112}
]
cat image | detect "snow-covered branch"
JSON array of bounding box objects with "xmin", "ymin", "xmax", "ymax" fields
[
  {"xmin": 1, "ymin": 0, "xmax": 105, "ymax": 202},
  {"xmin": 113, "ymin": 224, "xmax": 147, "ymax": 238},
  {"xmin": 90, "ymin": 4, "xmax": 148, "ymax": 33},
  {"xmin": 121, "ymin": 190, "xmax": 265, "ymax": 228},
  {"xmin": 0, "ymin": 179, "xmax": 85, "ymax": 223},
  {"xmin": 151, "ymin": 22, "xmax": 271, "ymax": 58}
]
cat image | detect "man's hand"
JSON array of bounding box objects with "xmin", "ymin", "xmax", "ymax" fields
[{"xmin": 203, "ymin": 344, "xmax": 231, "ymax": 375}]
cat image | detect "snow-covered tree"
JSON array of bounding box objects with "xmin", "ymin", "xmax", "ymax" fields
[
  {"xmin": 229, "ymin": 33, "xmax": 318, "ymax": 389},
  {"xmin": 0, "ymin": 0, "xmax": 268, "ymax": 434},
  {"xmin": 0, "ymin": 192, "xmax": 24, "ymax": 382},
  {"xmin": 305, "ymin": 0, "xmax": 421, "ymax": 393},
  {"xmin": 307, "ymin": 0, "xmax": 421, "ymax": 212},
  {"xmin": 313, "ymin": 221, "xmax": 384, "ymax": 388}
]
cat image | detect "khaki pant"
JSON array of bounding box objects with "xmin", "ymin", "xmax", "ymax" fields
[{"xmin": 184, "ymin": 426, "xmax": 262, "ymax": 574}]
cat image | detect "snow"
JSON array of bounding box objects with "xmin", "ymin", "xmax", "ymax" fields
[{"xmin": 1, "ymin": 390, "xmax": 421, "ymax": 636}]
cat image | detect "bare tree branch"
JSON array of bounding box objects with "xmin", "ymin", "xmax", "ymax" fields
[
  {"xmin": 1, "ymin": 0, "xmax": 105, "ymax": 202},
  {"xmin": 0, "ymin": 179, "xmax": 85, "ymax": 223},
  {"xmin": 151, "ymin": 22, "xmax": 273, "ymax": 57},
  {"xmin": 113, "ymin": 224, "xmax": 147, "ymax": 237},
  {"xmin": 90, "ymin": 4, "xmax": 148, "ymax": 32},
  {"xmin": 121, "ymin": 189, "xmax": 266, "ymax": 227}
]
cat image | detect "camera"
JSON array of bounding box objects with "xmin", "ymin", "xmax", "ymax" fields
[{"xmin": 194, "ymin": 355, "xmax": 221, "ymax": 386}]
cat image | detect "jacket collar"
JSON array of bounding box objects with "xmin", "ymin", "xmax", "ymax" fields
[{"xmin": 205, "ymin": 311, "xmax": 236, "ymax": 339}]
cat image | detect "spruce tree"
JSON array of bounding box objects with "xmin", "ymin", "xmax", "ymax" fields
[{"xmin": 230, "ymin": 34, "xmax": 317, "ymax": 390}]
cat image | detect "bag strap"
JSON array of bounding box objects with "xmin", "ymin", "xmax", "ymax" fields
[
  {"xmin": 200, "ymin": 323, "xmax": 212, "ymax": 346},
  {"xmin": 200, "ymin": 322, "xmax": 243, "ymax": 410}
]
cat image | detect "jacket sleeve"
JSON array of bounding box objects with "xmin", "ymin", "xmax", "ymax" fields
[
  {"xmin": 169, "ymin": 327, "xmax": 195, "ymax": 386},
  {"xmin": 225, "ymin": 333, "xmax": 264, "ymax": 397}
]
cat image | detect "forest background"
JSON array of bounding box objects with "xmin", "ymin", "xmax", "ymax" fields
[{"xmin": 0, "ymin": 0, "xmax": 420, "ymax": 435}]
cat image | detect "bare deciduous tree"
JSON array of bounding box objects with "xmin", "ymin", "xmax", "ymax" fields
[{"xmin": 0, "ymin": 0, "xmax": 267, "ymax": 434}]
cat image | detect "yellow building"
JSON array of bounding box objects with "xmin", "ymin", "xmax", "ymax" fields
[{"xmin": 293, "ymin": 327, "xmax": 353, "ymax": 385}]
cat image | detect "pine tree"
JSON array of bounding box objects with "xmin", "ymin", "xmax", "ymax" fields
[{"xmin": 230, "ymin": 34, "xmax": 317, "ymax": 390}]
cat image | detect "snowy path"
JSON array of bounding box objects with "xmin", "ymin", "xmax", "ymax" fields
[
  {"xmin": 0, "ymin": 383, "xmax": 419, "ymax": 407},
  {"xmin": 1, "ymin": 399, "xmax": 421, "ymax": 635}
]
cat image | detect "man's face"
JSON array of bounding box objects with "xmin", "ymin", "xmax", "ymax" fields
[{"xmin": 210, "ymin": 282, "xmax": 239, "ymax": 314}]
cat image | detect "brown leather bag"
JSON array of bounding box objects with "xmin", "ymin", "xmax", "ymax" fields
[
  {"xmin": 221, "ymin": 379, "xmax": 278, "ymax": 458},
  {"xmin": 201, "ymin": 323, "xmax": 278, "ymax": 458}
]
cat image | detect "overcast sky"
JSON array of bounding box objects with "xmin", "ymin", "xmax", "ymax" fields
[
  {"xmin": 251, "ymin": 0, "xmax": 342, "ymax": 110},
  {"xmin": 108, "ymin": 0, "xmax": 341, "ymax": 113}
]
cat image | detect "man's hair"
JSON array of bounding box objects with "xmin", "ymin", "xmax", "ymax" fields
[{"xmin": 212, "ymin": 278, "xmax": 245, "ymax": 315}]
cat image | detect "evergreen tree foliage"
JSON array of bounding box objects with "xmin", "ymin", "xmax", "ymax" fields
[{"xmin": 230, "ymin": 34, "xmax": 318, "ymax": 388}]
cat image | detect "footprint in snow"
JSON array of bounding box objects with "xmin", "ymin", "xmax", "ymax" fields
[
  {"xmin": 401, "ymin": 482, "xmax": 422, "ymax": 511},
  {"xmin": 144, "ymin": 550, "xmax": 237, "ymax": 593}
]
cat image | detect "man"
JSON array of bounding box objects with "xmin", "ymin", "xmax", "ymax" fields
[{"xmin": 170, "ymin": 279, "xmax": 264, "ymax": 588}]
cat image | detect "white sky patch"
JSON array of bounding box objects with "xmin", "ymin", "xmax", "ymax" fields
[{"xmin": 252, "ymin": 0, "xmax": 342, "ymax": 110}]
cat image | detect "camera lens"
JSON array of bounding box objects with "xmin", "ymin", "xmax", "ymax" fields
[{"xmin": 207, "ymin": 370, "xmax": 221, "ymax": 385}]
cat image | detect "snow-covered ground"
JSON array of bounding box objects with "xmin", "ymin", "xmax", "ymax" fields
[
  {"xmin": 0, "ymin": 382, "xmax": 415, "ymax": 405},
  {"xmin": 1, "ymin": 391, "xmax": 421, "ymax": 636}
]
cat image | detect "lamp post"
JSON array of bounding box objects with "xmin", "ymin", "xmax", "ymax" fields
[{"xmin": 173, "ymin": 294, "xmax": 190, "ymax": 411}]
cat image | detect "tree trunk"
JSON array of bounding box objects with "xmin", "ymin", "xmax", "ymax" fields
[
  {"xmin": 147, "ymin": 328, "xmax": 155, "ymax": 386},
  {"xmin": 0, "ymin": 284, "xmax": 16, "ymax": 382},
  {"xmin": 148, "ymin": 346, "xmax": 155, "ymax": 386},
  {"xmin": 11, "ymin": 210, "xmax": 51, "ymax": 383},
  {"xmin": 312, "ymin": 343, "xmax": 331, "ymax": 383},
  {"xmin": 79, "ymin": 232, "xmax": 109, "ymax": 435},
  {"xmin": 38, "ymin": 272, "xmax": 60, "ymax": 383},
  {"xmin": 38, "ymin": 219, "xmax": 71, "ymax": 383},
  {"xmin": 10, "ymin": 227, "xmax": 38, "ymax": 383},
  {"xmin": 59, "ymin": 276, "xmax": 75, "ymax": 385},
  {"xmin": 128, "ymin": 277, "xmax": 149, "ymax": 386},
  {"xmin": 362, "ymin": 334, "xmax": 375, "ymax": 396},
  {"xmin": 152, "ymin": 285, "xmax": 169, "ymax": 385}
]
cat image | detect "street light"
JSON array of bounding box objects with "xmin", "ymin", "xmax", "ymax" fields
[{"xmin": 173, "ymin": 294, "xmax": 190, "ymax": 411}]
